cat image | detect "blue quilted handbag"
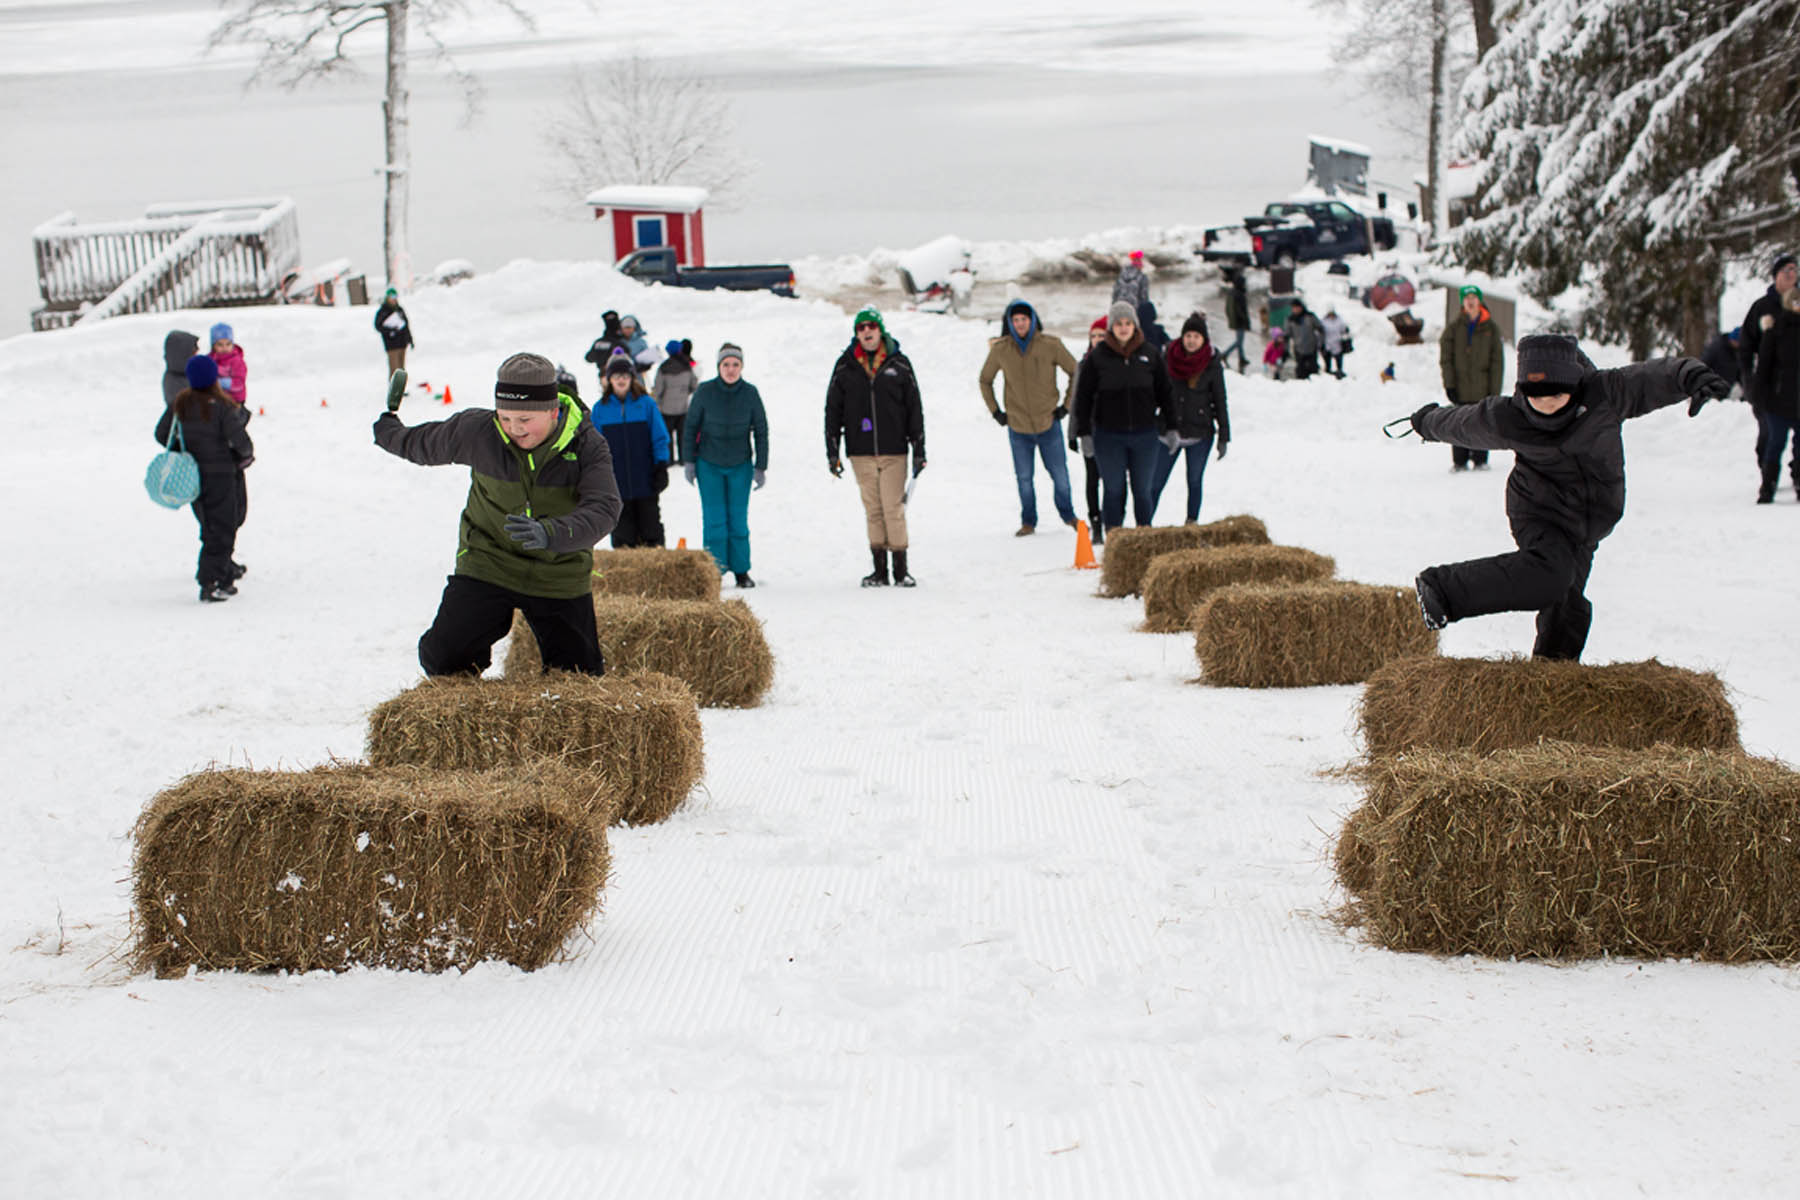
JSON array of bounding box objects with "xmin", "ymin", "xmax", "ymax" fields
[{"xmin": 146, "ymin": 418, "xmax": 201, "ymax": 508}]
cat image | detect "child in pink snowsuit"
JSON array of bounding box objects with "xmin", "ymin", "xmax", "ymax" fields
[
  {"xmin": 1263, "ymin": 329, "xmax": 1287, "ymax": 379},
  {"xmin": 210, "ymin": 322, "xmax": 248, "ymax": 406}
]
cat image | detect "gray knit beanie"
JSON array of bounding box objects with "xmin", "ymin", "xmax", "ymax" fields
[
  {"xmin": 717, "ymin": 342, "xmax": 744, "ymax": 367},
  {"xmin": 494, "ymin": 352, "xmax": 560, "ymax": 410},
  {"xmin": 1107, "ymin": 300, "xmax": 1137, "ymax": 328}
]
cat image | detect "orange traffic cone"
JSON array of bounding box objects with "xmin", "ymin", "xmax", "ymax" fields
[
  {"xmin": 256, "ymin": 406, "xmax": 265, "ymax": 416},
  {"xmin": 319, "ymin": 397, "xmax": 329, "ymax": 408},
  {"xmin": 676, "ymin": 537, "xmax": 687, "ymax": 549},
  {"xmin": 442, "ymin": 384, "xmax": 453, "ymax": 406},
  {"xmin": 1073, "ymin": 520, "xmax": 1098, "ymax": 569}
]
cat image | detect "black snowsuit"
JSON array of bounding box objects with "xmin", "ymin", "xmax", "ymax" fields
[
  {"xmin": 1414, "ymin": 357, "xmax": 1695, "ymax": 661},
  {"xmin": 156, "ymin": 392, "xmax": 253, "ymax": 592}
]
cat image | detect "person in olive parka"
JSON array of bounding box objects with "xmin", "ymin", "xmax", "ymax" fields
[
  {"xmin": 374, "ymin": 352, "xmax": 623, "ymax": 676},
  {"xmin": 1439, "ymin": 284, "xmax": 1507, "ymax": 470},
  {"xmin": 825, "ymin": 307, "xmax": 926, "ymax": 587},
  {"xmin": 1406, "ymin": 333, "xmax": 1730, "ymax": 661}
]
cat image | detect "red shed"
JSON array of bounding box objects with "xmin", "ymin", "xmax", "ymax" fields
[{"xmin": 584, "ymin": 185, "xmax": 710, "ymax": 267}]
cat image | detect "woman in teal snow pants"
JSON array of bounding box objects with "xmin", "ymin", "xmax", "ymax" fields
[{"xmin": 683, "ymin": 342, "xmax": 770, "ymax": 588}]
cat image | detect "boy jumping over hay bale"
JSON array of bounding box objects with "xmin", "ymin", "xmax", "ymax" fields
[
  {"xmin": 1403, "ymin": 333, "xmax": 1730, "ymax": 660},
  {"xmin": 375, "ymin": 354, "xmax": 623, "ymax": 676}
]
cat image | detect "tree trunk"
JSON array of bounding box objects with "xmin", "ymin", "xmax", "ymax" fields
[
  {"xmin": 1681, "ymin": 259, "xmax": 1722, "ymax": 358},
  {"xmin": 1469, "ymin": 0, "xmax": 1498, "ymax": 59},
  {"xmin": 382, "ymin": 0, "xmax": 410, "ymax": 291},
  {"xmin": 1426, "ymin": 0, "xmax": 1449, "ymax": 242}
]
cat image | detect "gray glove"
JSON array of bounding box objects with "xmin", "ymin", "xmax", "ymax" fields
[
  {"xmin": 1159, "ymin": 429, "xmax": 1181, "ymax": 452},
  {"xmin": 753, "ymin": 468, "xmax": 766, "ymax": 490},
  {"xmin": 1078, "ymin": 435, "xmax": 1094, "ymax": 458},
  {"xmin": 503, "ymin": 513, "xmax": 549, "ymax": 550},
  {"xmin": 684, "ymin": 463, "xmax": 697, "ymax": 485}
]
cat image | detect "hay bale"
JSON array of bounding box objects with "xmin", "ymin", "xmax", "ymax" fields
[
  {"xmin": 1194, "ymin": 581, "xmax": 1436, "ymax": 687},
  {"xmin": 591, "ymin": 547, "xmax": 721, "ymax": 601},
  {"xmin": 133, "ymin": 763, "xmax": 609, "ymax": 976},
  {"xmin": 1098, "ymin": 515, "xmax": 1270, "ymax": 598},
  {"xmin": 366, "ymin": 671, "xmax": 704, "ymax": 825},
  {"xmin": 503, "ymin": 596, "xmax": 774, "ymax": 708},
  {"xmin": 1337, "ymin": 743, "xmax": 1800, "ymax": 961},
  {"xmin": 1357, "ymin": 655, "xmax": 1740, "ymax": 756},
  {"xmin": 1141, "ymin": 544, "xmax": 1335, "ymax": 632}
]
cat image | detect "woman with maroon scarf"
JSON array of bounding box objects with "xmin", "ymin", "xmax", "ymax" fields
[{"xmin": 1152, "ymin": 312, "xmax": 1231, "ymax": 523}]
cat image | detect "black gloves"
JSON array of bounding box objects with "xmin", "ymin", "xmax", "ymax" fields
[
  {"xmin": 1052, "ymin": 404, "xmax": 1068, "ymax": 421},
  {"xmin": 504, "ymin": 513, "xmax": 549, "ymax": 550},
  {"xmin": 912, "ymin": 457, "xmax": 927, "ymax": 478},
  {"xmin": 386, "ymin": 368, "xmax": 407, "ymax": 413},
  {"xmin": 1216, "ymin": 441, "xmax": 1228, "ymax": 460},
  {"xmin": 1677, "ymin": 360, "xmax": 1731, "ymax": 416},
  {"xmin": 991, "ymin": 408, "xmax": 1008, "ymax": 426},
  {"xmin": 652, "ymin": 464, "xmax": 669, "ymax": 494},
  {"xmin": 1444, "ymin": 387, "xmax": 1458, "ymax": 405},
  {"xmin": 828, "ymin": 458, "xmax": 844, "ymax": 478},
  {"xmin": 1410, "ymin": 403, "xmax": 1440, "ymax": 437}
]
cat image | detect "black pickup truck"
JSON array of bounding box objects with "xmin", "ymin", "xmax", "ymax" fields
[
  {"xmin": 616, "ymin": 247, "xmax": 796, "ymax": 297},
  {"xmin": 1199, "ymin": 200, "xmax": 1398, "ymax": 269}
]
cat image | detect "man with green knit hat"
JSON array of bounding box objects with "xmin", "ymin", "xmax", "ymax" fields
[
  {"xmin": 825, "ymin": 307, "xmax": 926, "ymax": 586},
  {"xmin": 1439, "ymin": 284, "xmax": 1507, "ymax": 471}
]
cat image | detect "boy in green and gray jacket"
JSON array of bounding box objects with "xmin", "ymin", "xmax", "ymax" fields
[{"xmin": 374, "ymin": 352, "xmax": 622, "ymax": 675}]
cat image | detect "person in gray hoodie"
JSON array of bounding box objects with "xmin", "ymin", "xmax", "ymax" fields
[{"xmin": 1283, "ymin": 299, "xmax": 1327, "ymax": 380}]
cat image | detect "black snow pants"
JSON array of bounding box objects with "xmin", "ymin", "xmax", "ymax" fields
[
  {"xmin": 610, "ymin": 496, "xmax": 665, "ymax": 549},
  {"xmin": 418, "ymin": 575, "xmax": 604, "ymax": 677},
  {"xmin": 191, "ymin": 471, "xmax": 241, "ymax": 589},
  {"xmin": 1422, "ymin": 522, "xmax": 1597, "ymax": 661}
]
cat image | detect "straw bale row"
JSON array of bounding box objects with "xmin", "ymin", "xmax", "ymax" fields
[
  {"xmin": 591, "ymin": 546, "xmax": 721, "ymax": 601},
  {"xmin": 1193, "ymin": 582, "xmax": 1436, "ymax": 688},
  {"xmin": 1142, "ymin": 544, "xmax": 1335, "ymax": 633},
  {"xmin": 1098, "ymin": 515, "xmax": 1270, "ymax": 598}
]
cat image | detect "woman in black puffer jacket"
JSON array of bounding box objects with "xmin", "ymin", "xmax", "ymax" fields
[
  {"xmin": 155, "ymin": 355, "xmax": 253, "ymax": 602},
  {"xmin": 1073, "ymin": 300, "xmax": 1172, "ymax": 531},
  {"xmin": 1153, "ymin": 312, "xmax": 1231, "ymax": 524}
]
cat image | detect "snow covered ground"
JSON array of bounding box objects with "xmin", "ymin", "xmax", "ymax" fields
[{"xmin": 3, "ymin": 257, "xmax": 1799, "ymax": 1196}]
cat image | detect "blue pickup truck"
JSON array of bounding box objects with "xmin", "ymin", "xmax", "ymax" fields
[
  {"xmin": 1200, "ymin": 199, "xmax": 1398, "ymax": 269},
  {"xmin": 616, "ymin": 247, "xmax": 796, "ymax": 297}
]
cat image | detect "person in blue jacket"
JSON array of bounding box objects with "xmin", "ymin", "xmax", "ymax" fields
[
  {"xmin": 684, "ymin": 342, "xmax": 770, "ymax": 588},
  {"xmin": 591, "ymin": 355, "xmax": 671, "ymax": 547}
]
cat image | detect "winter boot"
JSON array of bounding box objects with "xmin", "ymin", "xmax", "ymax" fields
[
  {"xmin": 1758, "ymin": 461, "xmax": 1778, "ymax": 504},
  {"xmin": 1414, "ymin": 571, "xmax": 1449, "ymax": 631},
  {"xmin": 861, "ymin": 548, "xmax": 890, "ymax": 587},
  {"xmin": 199, "ymin": 584, "xmax": 231, "ymax": 603},
  {"xmin": 1089, "ymin": 515, "xmax": 1104, "ymax": 547},
  {"xmin": 892, "ymin": 549, "xmax": 916, "ymax": 588},
  {"xmin": 230, "ymin": 560, "xmax": 248, "ymax": 580},
  {"xmin": 735, "ymin": 572, "xmax": 756, "ymax": 588}
]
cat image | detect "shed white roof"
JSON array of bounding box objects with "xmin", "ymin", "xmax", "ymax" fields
[{"xmin": 583, "ymin": 185, "xmax": 710, "ymax": 213}]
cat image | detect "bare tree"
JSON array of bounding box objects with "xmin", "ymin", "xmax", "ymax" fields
[
  {"xmin": 541, "ymin": 57, "xmax": 753, "ymax": 209},
  {"xmin": 209, "ymin": 0, "xmax": 535, "ymax": 291}
]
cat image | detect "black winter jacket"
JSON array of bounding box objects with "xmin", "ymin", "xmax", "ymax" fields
[
  {"xmin": 1170, "ymin": 356, "xmax": 1230, "ymax": 443},
  {"xmin": 156, "ymin": 392, "xmax": 253, "ymax": 475},
  {"xmin": 1700, "ymin": 332, "xmax": 1741, "ymax": 387},
  {"xmin": 1418, "ymin": 357, "xmax": 1694, "ymax": 545},
  {"xmin": 1753, "ymin": 309, "xmax": 1800, "ymax": 424},
  {"xmin": 1074, "ymin": 337, "xmax": 1172, "ymax": 436},
  {"xmin": 373, "ymin": 301, "xmax": 414, "ymax": 350},
  {"xmin": 825, "ymin": 338, "xmax": 925, "ymax": 460},
  {"xmin": 1739, "ymin": 286, "xmax": 1785, "ymax": 404}
]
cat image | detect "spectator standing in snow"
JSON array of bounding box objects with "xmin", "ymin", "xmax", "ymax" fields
[
  {"xmin": 1222, "ymin": 270, "xmax": 1252, "ymax": 373},
  {"xmin": 684, "ymin": 343, "xmax": 770, "ymax": 588},
  {"xmin": 1740, "ymin": 253, "xmax": 1800, "ymax": 493},
  {"xmin": 1700, "ymin": 327, "xmax": 1741, "ymax": 396},
  {"xmin": 1153, "ymin": 313, "xmax": 1230, "ymax": 524},
  {"xmin": 1321, "ymin": 306, "xmax": 1350, "ymax": 378},
  {"xmin": 1136, "ymin": 299, "xmax": 1171, "ymax": 352},
  {"xmin": 1262, "ymin": 328, "xmax": 1287, "ymax": 379},
  {"xmin": 825, "ymin": 308, "xmax": 925, "ymax": 587},
  {"xmin": 157, "ymin": 354, "xmax": 253, "ymax": 603},
  {"xmin": 1438, "ymin": 285, "xmax": 1507, "ymax": 472},
  {"xmin": 1112, "ymin": 250, "xmax": 1150, "ymax": 312},
  {"xmin": 592, "ymin": 356, "xmax": 672, "ymax": 547},
  {"xmin": 1751, "ymin": 288, "xmax": 1800, "ymax": 503},
  {"xmin": 374, "ymin": 288, "xmax": 414, "ymax": 376},
  {"xmin": 209, "ymin": 323, "xmax": 247, "ymax": 406},
  {"xmin": 654, "ymin": 339, "xmax": 698, "ymax": 464},
  {"xmin": 1282, "ymin": 299, "xmax": 1326, "ymax": 381},
  {"xmin": 1407, "ymin": 334, "xmax": 1730, "ymax": 661},
  {"xmin": 162, "ymin": 329, "xmax": 199, "ymax": 409},
  {"xmin": 373, "ymin": 352, "xmax": 622, "ymax": 676},
  {"xmin": 584, "ymin": 310, "xmax": 628, "ymax": 388},
  {"xmin": 1069, "ymin": 317, "xmax": 1109, "ymax": 542},
  {"xmin": 1074, "ymin": 300, "xmax": 1172, "ymax": 532},
  {"xmin": 619, "ymin": 314, "xmax": 660, "ymax": 369},
  {"xmin": 979, "ymin": 300, "xmax": 1080, "ymax": 536}
]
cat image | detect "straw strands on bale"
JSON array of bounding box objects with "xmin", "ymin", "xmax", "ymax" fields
[
  {"xmin": 1098, "ymin": 515, "xmax": 1271, "ymax": 598},
  {"xmin": 1335, "ymin": 743, "xmax": 1800, "ymax": 961},
  {"xmin": 504, "ymin": 596, "xmax": 774, "ymax": 708},
  {"xmin": 1141, "ymin": 544, "xmax": 1335, "ymax": 632},
  {"xmin": 366, "ymin": 671, "xmax": 704, "ymax": 825},
  {"xmin": 591, "ymin": 547, "xmax": 721, "ymax": 601},
  {"xmin": 1357, "ymin": 655, "xmax": 1740, "ymax": 756},
  {"xmin": 133, "ymin": 763, "xmax": 610, "ymax": 976},
  {"xmin": 1194, "ymin": 581, "xmax": 1436, "ymax": 687}
]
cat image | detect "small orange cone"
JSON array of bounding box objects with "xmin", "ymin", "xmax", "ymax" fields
[
  {"xmin": 1073, "ymin": 520, "xmax": 1098, "ymax": 569},
  {"xmin": 256, "ymin": 406, "xmax": 265, "ymax": 416},
  {"xmin": 319, "ymin": 397, "xmax": 329, "ymax": 408},
  {"xmin": 676, "ymin": 537, "xmax": 687, "ymax": 549},
  {"xmin": 442, "ymin": 384, "xmax": 453, "ymax": 406}
]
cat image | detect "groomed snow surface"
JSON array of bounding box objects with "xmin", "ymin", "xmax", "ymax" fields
[{"xmin": 3, "ymin": 261, "xmax": 1798, "ymax": 1197}]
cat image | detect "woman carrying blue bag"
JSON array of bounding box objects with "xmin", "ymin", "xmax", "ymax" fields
[{"xmin": 156, "ymin": 354, "xmax": 253, "ymax": 602}]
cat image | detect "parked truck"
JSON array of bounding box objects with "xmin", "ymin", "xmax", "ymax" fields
[
  {"xmin": 616, "ymin": 247, "xmax": 796, "ymax": 297},
  {"xmin": 1199, "ymin": 199, "xmax": 1398, "ymax": 269}
]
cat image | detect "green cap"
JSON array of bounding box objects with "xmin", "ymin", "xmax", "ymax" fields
[
  {"xmin": 1458, "ymin": 284, "xmax": 1483, "ymax": 302},
  {"xmin": 853, "ymin": 306, "xmax": 885, "ymax": 333}
]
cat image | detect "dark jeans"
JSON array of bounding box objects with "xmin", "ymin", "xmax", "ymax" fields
[
  {"xmin": 1452, "ymin": 445, "xmax": 1490, "ymax": 468},
  {"xmin": 1150, "ymin": 434, "xmax": 1215, "ymax": 523},
  {"xmin": 1423, "ymin": 523, "xmax": 1597, "ymax": 661},
  {"xmin": 665, "ymin": 414, "xmax": 686, "ymax": 463},
  {"xmin": 1093, "ymin": 427, "xmax": 1162, "ymax": 529},
  {"xmin": 418, "ymin": 574, "xmax": 604, "ymax": 677},
  {"xmin": 611, "ymin": 495, "xmax": 665, "ymax": 548},
  {"xmin": 1223, "ymin": 329, "xmax": 1249, "ymax": 370},
  {"xmin": 191, "ymin": 470, "xmax": 241, "ymax": 589},
  {"xmin": 1759, "ymin": 412, "xmax": 1796, "ymax": 471},
  {"xmin": 1322, "ymin": 350, "xmax": 1344, "ymax": 376},
  {"xmin": 1294, "ymin": 350, "xmax": 1319, "ymax": 380},
  {"xmin": 1008, "ymin": 422, "xmax": 1075, "ymax": 526}
]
